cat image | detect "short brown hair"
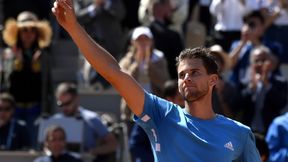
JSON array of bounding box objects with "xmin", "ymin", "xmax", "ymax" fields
[
  {"xmin": 55, "ymin": 82, "xmax": 78, "ymax": 98},
  {"xmin": 176, "ymin": 47, "xmax": 219, "ymax": 75},
  {"xmin": 45, "ymin": 125, "xmax": 66, "ymax": 142}
]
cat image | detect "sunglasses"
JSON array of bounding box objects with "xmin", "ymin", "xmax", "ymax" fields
[
  {"xmin": 20, "ymin": 27, "xmax": 37, "ymax": 33},
  {"xmin": 57, "ymin": 99, "xmax": 74, "ymax": 108},
  {"xmin": 0, "ymin": 107, "xmax": 12, "ymax": 112}
]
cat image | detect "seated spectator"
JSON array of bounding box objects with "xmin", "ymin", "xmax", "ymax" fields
[
  {"xmin": 0, "ymin": 92, "xmax": 31, "ymax": 150},
  {"xmin": 52, "ymin": 82, "xmax": 117, "ymax": 162},
  {"xmin": 265, "ymin": 112, "xmax": 288, "ymax": 162},
  {"xmin": 34, "ymin": 125, "xmax": 83, "ymax": 162},
  {"xmin": 239, "ymin": 46, "xmax": 287, "ymax": 133}
]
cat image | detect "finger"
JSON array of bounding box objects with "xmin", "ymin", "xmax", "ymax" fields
[
  {"xmin": 52, "ymin": 3, "xmax": 60, "ymax": 17},
  {"xmin": 57, "ymin": 0, "xmax": 72, "ymax": 10}
]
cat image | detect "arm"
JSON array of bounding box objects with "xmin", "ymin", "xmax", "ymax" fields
[
  {"xmin": 91, "ymin": 132, "xmax": 118, "ymax": 155},
  {"xmin": 52, "ymin": 0, "xmax": 145, "ymax": 116},
  {"xmin": 234, "ymin": 129, "xmax": 262, "ymax": 162},
  {"xmin": 229, "ymin": 40, "xmax": 246, "ymax": 69}
]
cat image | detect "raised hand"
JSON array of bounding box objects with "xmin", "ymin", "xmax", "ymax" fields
[{"xmin": 52, "ymin": 0, "xmax": 76, "ymax": 31}]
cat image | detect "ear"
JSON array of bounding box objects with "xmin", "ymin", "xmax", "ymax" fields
[{"xmin": 209, "ymin": 74, "xmax": 218, "ymax": 87}]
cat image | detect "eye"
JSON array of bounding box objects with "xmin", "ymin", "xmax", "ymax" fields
[
  {"xmin": 191, "ymin": 70, "xmax": 199, "ymax": 76},
  {"xmin": 178, "ymin": 72, "xmax": 185, "ymax": 79}
]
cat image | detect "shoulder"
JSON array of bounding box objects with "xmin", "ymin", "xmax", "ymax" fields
[
  {"xmin": 52, "ymin": 113, "xmax": 65, "ymax": 118},
  {"xmin": 273, "ymin": 75, "xmax": 287, "ymax": 83},
  {"xmin": 151, "ymin": 49, "xmax": 166, "ymax": 62},
  {"xmin": 217, "ymin": 115, "xmax": 251, "ymax": 134},
  {"xmin": 152, "ymin": 49, "xmax": 164, "ymax": 58},
  {"xmin": 272, "ymin": 113, "xmax": 288, "ymax": 125},
  {"xmin": 79, "ymin": 107, "xmax": 101, "ymax": 120}
]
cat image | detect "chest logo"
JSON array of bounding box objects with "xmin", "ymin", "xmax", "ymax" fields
[{"xmin": 224, "ymin": 141, "xmax": 234, "ymax": 151}]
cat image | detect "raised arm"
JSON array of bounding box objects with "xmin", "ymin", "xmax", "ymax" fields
[{"xmin": 52, "ymin": 0, "xmax": 145, "ymax": 116}]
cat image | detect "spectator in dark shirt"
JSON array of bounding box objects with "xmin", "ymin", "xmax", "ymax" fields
[{"xmin": 0, "ymin": 92, "xmax": 31, "ymax": 150}]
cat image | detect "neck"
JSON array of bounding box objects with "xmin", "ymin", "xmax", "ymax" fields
[{"xmin": 184, "ymin": 93, "xmax": 215, "ymax": 120}]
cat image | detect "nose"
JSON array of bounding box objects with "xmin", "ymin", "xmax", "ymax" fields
[{"xmin": 184, "ymin": 73, "xmax": 192, "ymax": 82}]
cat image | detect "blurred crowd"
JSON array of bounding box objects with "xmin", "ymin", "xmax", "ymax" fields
[{"xmin": 0, "ymin": 0, "xmax": 288, "ymax": 162}]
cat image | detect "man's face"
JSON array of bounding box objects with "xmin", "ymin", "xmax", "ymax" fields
[
  {"xmin": 177, "ymin": 58, "xmax": 214, "ymax": 103},
  {"xmin": 0, "ymin": 101, "xmax": 13, "ymax": 127},
  {"xmin": 251, "ymin": 51, "xmax": 272, "ymax": 74},
  {"xmin": 46, "ymin": 130, "xmax": 66, "ymax": 155},
  {"xmin": 57, "ymin": 93, "xmax": 78, "ymax": 116}
]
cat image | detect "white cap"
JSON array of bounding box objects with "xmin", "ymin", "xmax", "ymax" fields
[{"xmin": 131, "ymin": 26, "xmax": 153, "ymax": 40}]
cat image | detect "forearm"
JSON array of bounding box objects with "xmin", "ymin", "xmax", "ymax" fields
[{"xmin": 229, "ymin": 41, "xmax": 245, "ymax": 68}]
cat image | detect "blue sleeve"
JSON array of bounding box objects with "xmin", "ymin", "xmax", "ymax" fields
[
  {"xmin": 134, "ymin": 91, "xmax": 174, "ymax": 127},
  {"xmin": 266, "ymin": 119, "xmax": 288, "ymax": 162},
  {"xmin": 90, "ymin": 117, "xmax": 109, "ymax": 138},
  {"xmin": 234, "ymin": 129, "xmax": 262, "ymax": 162}
]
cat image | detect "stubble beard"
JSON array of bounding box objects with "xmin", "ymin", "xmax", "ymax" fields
[{"xmin": 183, "ymin": 86, "xmax": 209, "ymax": 103}]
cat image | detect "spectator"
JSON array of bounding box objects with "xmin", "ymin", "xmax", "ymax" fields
[
  {"xmin": 75, "ymin": 0, "xmax": 126, "ymax": 90},
  {"xmin": 138, "ymin": 0, "xmax": 188, "ymax": 35},
  {"xmin": 149, "ymin": 0, "xmax": 184, "ymax": 79},
  {"xmin": 209, "ymin": 0, "xmax": 254, "ymax": 52},
  {"xmin": 74, "ymin": 0, "xmax": 126, "ymax": 60},
  {"xmin": 53, "ymin": 82, "xmax": 117, "ymax": 162},
  {"xmin": 239, "ymin": 46, "xmax": 287, "ymax": 133},
  {"xmin": 34, "ymin": 125, "xmax": 83, "ymax": 162},
  {"xmin": 228, "ymin": 10, "xmax": 283, "ymax": 90},
  {"xmin": 265, "ymin": 112, "xmax": 288, "ymax": 162},
  {"xmin": 0, "ymin": 92, "xmax": 31, "ymax": 150},
  {"xmin": 1, "ymin": 11, "xmax": 52, "ymax": 148},
  {"xmin": 264, "ymin": 0, "xmax": 288, "ymax": 62},
  {"xmin": 119, "ymin": 26, "xmax": 170, "ymax": 122},
  {"xmin": 209, "ymin": 44, "xmax": 241, "ymax": 119}
]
